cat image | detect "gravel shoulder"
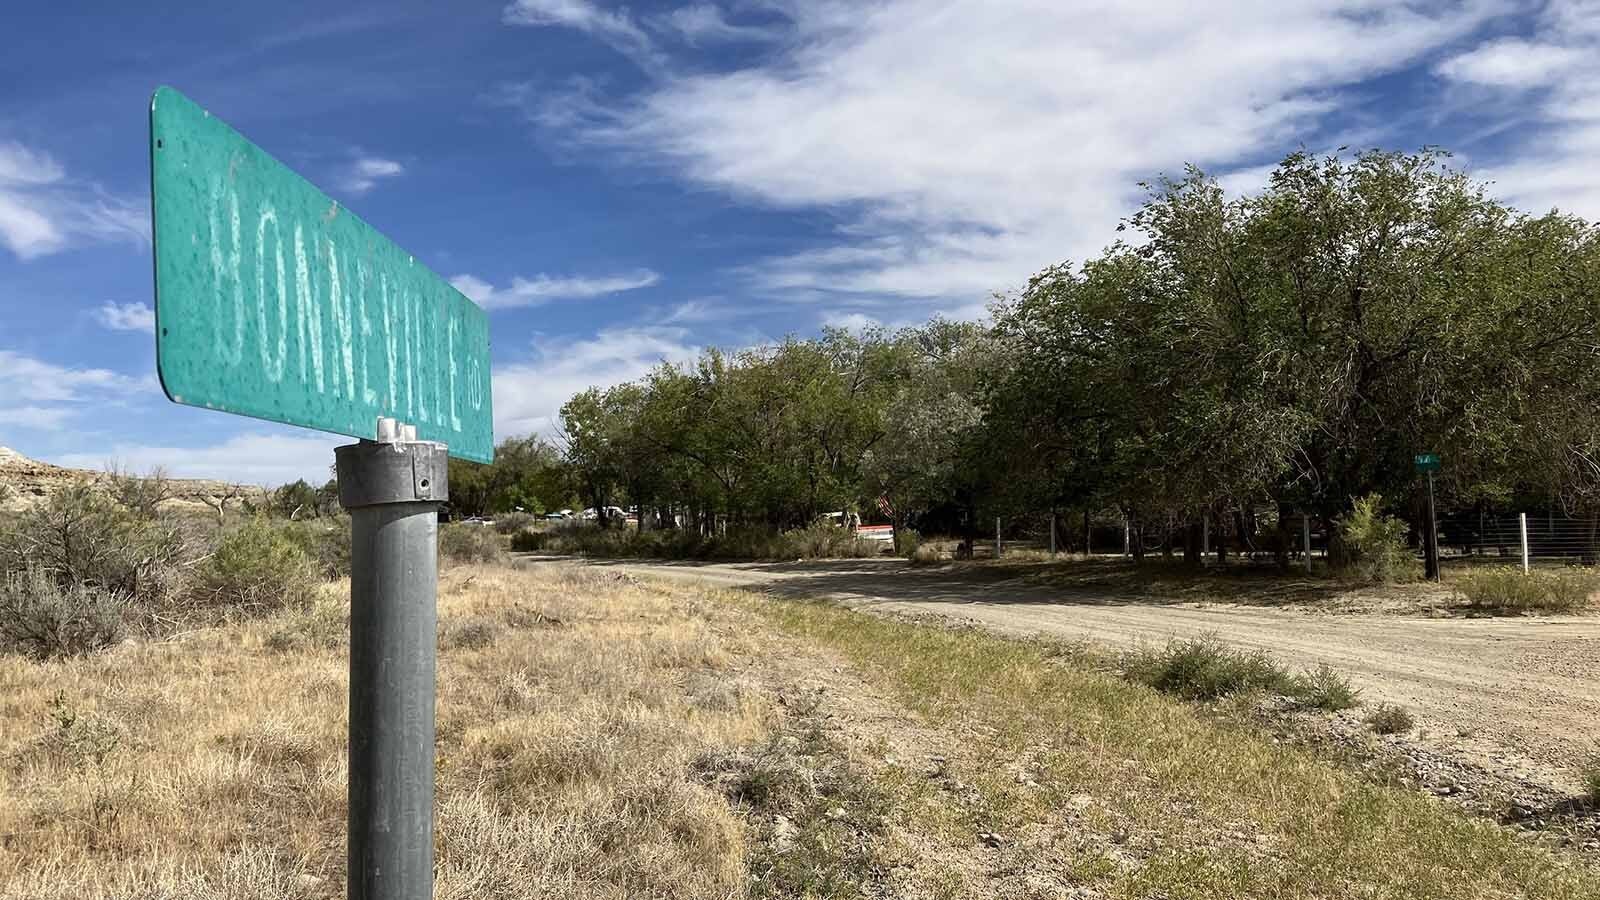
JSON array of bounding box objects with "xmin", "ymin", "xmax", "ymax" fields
[{"xmin": 521, "ymin": 554, "xmax": 1600, "ymax": 796}]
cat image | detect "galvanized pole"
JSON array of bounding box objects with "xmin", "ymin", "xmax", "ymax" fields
[
  {"xmin": 1520, "ymin": 512, "xmax": 1530, "ymax": 575},
  {"xmin": 1202, "ymin": 516, "xmax": 1209, "ymax": 559},
  {"xmin": 1302, "ymin": 513, "xmax": 1312, "ymax": 574},
  {"xmin": 995, "ymin": 517, "xmax": 1002, "ymax": 559},
  {"xmin": 337, "ymin": 417, "xmax": 446, "ymax": 900},
  {"xmin": 1049, "ymin": 512, "xmax": 1057, "ymax": 556}
]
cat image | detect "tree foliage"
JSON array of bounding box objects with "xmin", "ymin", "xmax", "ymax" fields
[{"xmin": 459, "ymin": 148, "xmax": 1600, "ymax": 559}]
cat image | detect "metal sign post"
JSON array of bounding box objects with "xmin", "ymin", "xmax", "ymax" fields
[
  {"xmin": 150, "ymin": 87, "xmax": 495, "ymax": 900},
  {"xmin": 337, "ymin": 418, "xmax": 446, "ymax": 900},
  {"xmin": 1415, "ymin": 454, "xmax": 1441, "ymax": 581}
]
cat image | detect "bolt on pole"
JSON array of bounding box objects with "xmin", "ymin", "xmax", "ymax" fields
[{"xmin": 336, "ymin": 417, "xmax": 447, "ymax": 900}]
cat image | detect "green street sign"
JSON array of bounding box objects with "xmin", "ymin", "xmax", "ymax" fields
[
  {"xmin": 1414, "ymin": 453, "xmax": 1441, "ymax": 472},
  {"xmin": 149, "ymin": 87, "xmax": 494, "ymax": 462}
]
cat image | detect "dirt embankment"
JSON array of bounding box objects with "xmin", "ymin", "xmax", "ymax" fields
[
  {"xmin": 527, "ymin": 555, "xmax": 1600, "ymax": 800},
  {"xmin": 0, "ymin": 445, "xmax": 266, "ymax": 513}
]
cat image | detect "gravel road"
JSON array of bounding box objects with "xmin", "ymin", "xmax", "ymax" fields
[{"xmin": 521, "ymin": 555, "xmax": 1600, "ymax": 794}]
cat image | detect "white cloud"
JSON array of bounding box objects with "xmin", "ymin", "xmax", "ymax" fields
[
  {"xmin": 52, "ymin": 433, "xmax": 340, "ymax": 487},
  {"xmin": 0, "ymin": 406, "xmax": 73, "ymax": 430},
  {"xmin": 0, "ymin": 140, "xmax": 147, "ymax": 260},
  {"xmin": 1435, "ymin": 38, "xmax": 1585, "ymax": 88},
  {"xmin": 0, "ymin": 349, "xmax": 148, "ymax": 405},
  {"xmin": 493, "ymin": 326, "xmax": 698, "ymax": 436},
  {"xmin": 657, "ymin": 3, "xmax": 782, "ymax": 44},
  {"xmin": 519, "ymin": 0, "xmax": 1504, "ymax": 305},
  {"xmin": 1436, "ymin": 0, "xmax": 1600, "ymax": 219},
  {"xmin": 93, "ymin": 301, "xmax": 155, "ymax": 334},
  {"xmin": 451, "ymin": 269, "xmax": 660, "ymax": 309},
  {"xmin": 0, "ymin": 349, "xmax": 155, "ymax": 443},
  {"xmin": 339, "ymin": 156, "xmax": 405, "ymax": 195},
  {"xmin": 503, "ymin": 0, "xmax": 664, "ymax": 70}
]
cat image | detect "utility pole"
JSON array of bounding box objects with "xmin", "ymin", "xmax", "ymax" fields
[{"xmin": 338, "ymin": 418, "xmax": 447, "ymax": 900}]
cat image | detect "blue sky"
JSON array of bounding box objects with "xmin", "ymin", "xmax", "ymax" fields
[{"xmin": 3, "ymin": 0, "xmax": 1598, "ymax": 485}]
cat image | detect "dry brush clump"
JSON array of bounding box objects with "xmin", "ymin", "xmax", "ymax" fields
[
  {"xmin": 0, "ymin": 563, "xmax": 773, "ymax": 900},
  {"xmin": 1455, "ymin": 566, "xmax": 1600, "ymax": 613}
]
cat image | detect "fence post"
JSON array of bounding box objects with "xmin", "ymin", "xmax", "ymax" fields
[
  {"xmin": 1302, "ymin": 512, "xmax": 1312, "ymax": 574},
  {"xmin": 1123, "ymin": 516, "xmax": 1130, "ymax": 558},
  {"xmin": 1520, "ymin": 512, "xmax": 1530, "ymax": 575},
  {"xmin": 1049, "ymin": 513, "xmax": 1057, "ymax": 556},
  {"xmin": 1202, "ymin": 515, "xmax": 1209, "ymax": 558},
  {"xmin": 1084, "ymin": 510, "xmax": 1092, "ymax": 558},
  {"xmin": 995, "ymin": 517, "xmax": 1002, "ymax": 559}
]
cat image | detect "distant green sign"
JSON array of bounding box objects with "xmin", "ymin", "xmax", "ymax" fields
[
  {"xmin": 1414, "ymin": 453, "xmax": 1441, "ymax": 472},
  {"xmin": 149, "ymin": 87, "xmax": 493, "ymax": 462}
]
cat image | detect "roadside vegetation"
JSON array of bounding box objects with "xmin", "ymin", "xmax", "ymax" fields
[
  {"xmin": 513, "ymin": 522, "xmax": 883, "ymax": 561},
  {"xmin": 1455, "ymin": 566, "xmax": 1600, "ymax": 613},
  {"xmin": 3, "ymin": 501, "xmax": 1596, "ymax": 898},
  {"xmin": 1117, "ymin": 636, "xmax": 1360, "ymax": 711}
]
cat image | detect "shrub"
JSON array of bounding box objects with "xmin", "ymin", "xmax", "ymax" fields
[
  {"xmin": 1365, "ymin": 703, "xmax": 1414, "ymax": 735},
  {"xmin": 894, "ymin": 528, "xmax": 921, "ymax": 558},
  {"xmin": 439, "ymin": 524, "xmax": 508, "ymax": 566},
  {"xmin": 1456, "ymin": 566, "xmax": 1599, "ymax": 613},
  {"xmin": 1336, "ymin": 494, "xmax": 1419, "ymax": 583},
  {"xmin": 1289, "ymin": 664, "xmax": 1361, "ymax": 711},
  {"xmin": 1583, "ymin": 754, "xmax": 1600, "ymax": 805},
  {"xmin": 263, "ymin": 593, "xmax": 348, "ymax": 652},
  {"xmin": 909, "ymin": 544, "xmax": 942, "ymax": 566},
  {"xmin": 510, "ymin": 529, "xmax": 550, "ymax": 552},
  {"xmin": 1121, "ymin": 635, "xmax": 1292, "ymax": 700},
  {"xmin": 0, "ymin": 568, "xmax": 125, "ymax": 659},
  {"xmin": 441, "ymin": 615, "xmax": 500, "ymax": 650},
  {"xmin": 0, "ymin": 479, "xmax": 191, "ymax": 607},
  {"xmin": 494, "ymin": 512, "xmax": 536, "ymax": 535},
  {"xmin": 197, "ymin": 518, "xmax": 317, "ymax": 613},
  {"xmin": 276, "ymin": 516, "xmax": 352, "ymax": 579},
  {"xmin": 779, "ymin": 523, "xmax": 883, "ymax": 560}
]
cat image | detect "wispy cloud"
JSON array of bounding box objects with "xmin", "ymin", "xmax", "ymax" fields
[
  {"xmin": 1435, "ymin": 1, "xmax": 1600, "ymax": 218},
  {"xmin": 0, "ymin": 349, "xmax": 155, "ymax": 443},
  {"xmin": 93, "ymin": 301, "xmax": 155, "ymax": 334},
  {"xmin": 493, "ymin": 325, "xmax": 698, "ymax": 436},
  {"xmin": 503, "ymin": 0, "xmax": 665, "ymax": 71},
  {"xmin": 655, "ymin": 3, "xmax": 783, "ymax": 45},
  {"xmin": 0, "ymin": 140, "xmax": 147, "ymax": 260},
  {"xmin": 515, "ymin": 0, "xmax": 1504, "ymax": 306},
  {"xmin": 52, "ymin": 432, "xmax": 340, "ymax": 487},
  {"xmin": 451, "ymin": 269, "xmax": 660, "ymax": 309},
  {"xmin": 338, "ymin": 156, "xmax": 405, "ymax": 195}
]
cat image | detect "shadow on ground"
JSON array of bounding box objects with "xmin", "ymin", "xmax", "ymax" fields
[{"xmin": 521, "ymin": 554, "xmax": 1445, "ymax": 612}]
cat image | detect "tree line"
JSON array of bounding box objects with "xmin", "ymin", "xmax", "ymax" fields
[{"xmin": 457, "ymin": 149, "xmax": 1600, "ymax": 563}]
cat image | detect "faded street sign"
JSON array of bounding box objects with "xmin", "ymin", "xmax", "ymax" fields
[{"xmin": 149, "ymin": 86, "xmax": 493, "ymax": 462}]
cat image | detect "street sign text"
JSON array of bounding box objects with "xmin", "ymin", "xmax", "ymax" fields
[{"xmin": 150, "ymin": 87, "xmax": 493, "ymax": 461}]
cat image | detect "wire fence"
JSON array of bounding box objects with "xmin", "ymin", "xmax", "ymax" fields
[{"xmin": 1443, "ymin": 513, "xmax": 1600, "ymax": 565}]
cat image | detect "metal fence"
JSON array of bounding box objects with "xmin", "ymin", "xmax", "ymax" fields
[{"xmin": 1443, "ymin": 513, "xmax": 1599, "ymax": 567}]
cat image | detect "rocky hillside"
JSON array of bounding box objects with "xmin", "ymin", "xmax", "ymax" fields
[{"xmin": 0, "ymin": 445, "xmax": 267, "ymax": 512}]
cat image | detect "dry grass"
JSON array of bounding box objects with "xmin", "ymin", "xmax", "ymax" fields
[
  {"xmin": 5, "ymin": 561, "xmax": 1598, "ymax": 899},
  {"xmin": 750, "ymin": 596, "xmax": 1600, "ymax": 899},
  {"xmin": 0, "ymin": 565, "xmax": 768, "ymax": 900}
]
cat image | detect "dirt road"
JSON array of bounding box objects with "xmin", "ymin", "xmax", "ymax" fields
[{"xmin": 521, "ymin": 555, "xmax": 1600, "ymax": 794}]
